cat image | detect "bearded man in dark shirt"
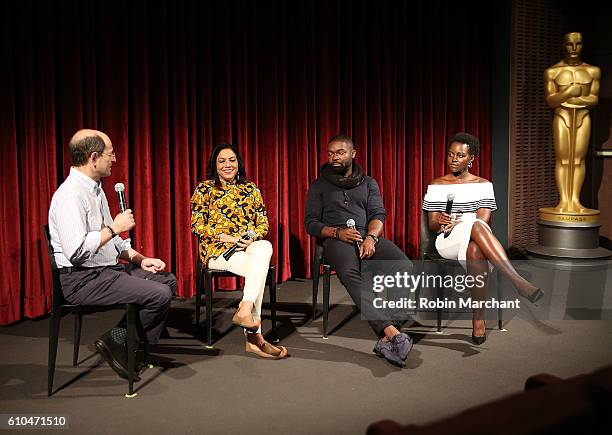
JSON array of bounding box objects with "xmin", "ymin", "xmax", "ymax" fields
[{"xmin": 305, "ymin": 134, "xmax": 413, "ymax": 367}]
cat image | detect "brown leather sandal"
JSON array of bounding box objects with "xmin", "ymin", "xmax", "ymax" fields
[{"xmin": 245, "ymin": 341, "xmax": 289, "ymax": 359}]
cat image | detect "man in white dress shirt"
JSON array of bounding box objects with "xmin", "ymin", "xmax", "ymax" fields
[{"xmin": 48, "ymin": 129, "xmax": 176, "ymax": 380}]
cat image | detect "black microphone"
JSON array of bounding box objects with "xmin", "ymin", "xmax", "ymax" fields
[
  {"xmin": 223, "ymin": 230, "xmax": 257, "ymax": 261},
  {"xmin": 443, "ymin": 193, "xmax": 455, "ymax": 238},
  {"xmin": 114, "ymin": 183, "xmax": 127, "ymax": 213},
  {"xmin": 346, "ymin": 218, "xmax": 362, "ymax": 249}
]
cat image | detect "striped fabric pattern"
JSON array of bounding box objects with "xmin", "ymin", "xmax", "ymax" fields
[
  {"xmin": 422, "ymin": 182, "xmax": 497, "ymax": 213},
  {"xmin": 48, "ymin": 167, "xmax": 130, "ymax": 268}
]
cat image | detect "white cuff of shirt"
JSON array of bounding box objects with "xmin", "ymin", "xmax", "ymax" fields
[{"xmin": 115, "ymin": 237, "xmax": 132, "ymax": 253}]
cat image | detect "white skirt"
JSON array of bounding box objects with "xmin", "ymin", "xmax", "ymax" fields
[{"xmin": 435, "ymin": 212, "xmax": 492, "ymax": 261}]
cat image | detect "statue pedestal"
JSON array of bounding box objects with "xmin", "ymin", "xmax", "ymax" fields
[
  {"xmin": 539, "ymin": 207, "xmax": 600, "ymax": 224},
  {"xmin": 526, "ymin": 216, "xmax": 612, "ymax": 265}
]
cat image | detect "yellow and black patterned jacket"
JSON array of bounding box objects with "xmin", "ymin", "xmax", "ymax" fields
[{"xmin": 190, "ymin": 179, "xmax": 269, "ymax": 266}]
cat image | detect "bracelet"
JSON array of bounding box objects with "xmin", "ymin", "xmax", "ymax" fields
[
  {"xmin": 366, "ymin": 234, "xmax": 379, "ymax": 245},
  {"xmin": 333, "ymin": 227, "xmax": 339, "ymax": 239},
  {"xmin": 105, "ymin": 225, "xmax": 117, "ymax": 238}
]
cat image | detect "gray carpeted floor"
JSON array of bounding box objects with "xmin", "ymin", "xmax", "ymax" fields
[{"xmin": 1, "ymin": 277, "xmax": 611, "ymax": 434}]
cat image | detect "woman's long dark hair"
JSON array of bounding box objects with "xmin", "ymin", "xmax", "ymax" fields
[{"xmin": 206, "ymin": 143, "xmax": 248, "ymax": 187}]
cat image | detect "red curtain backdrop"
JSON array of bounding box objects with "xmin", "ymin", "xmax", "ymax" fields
[{"xmin": 0, "ymin": 0, "xmax": 493, "ymax": 325}]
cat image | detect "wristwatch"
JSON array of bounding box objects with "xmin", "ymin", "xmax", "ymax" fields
[
  {"xmin": 105, "ymin": 225, "xmax": 117, "ymax": 238},
  {"xmin": 366, "ymin": 234, "xmax": 379, "ymax": 245}
]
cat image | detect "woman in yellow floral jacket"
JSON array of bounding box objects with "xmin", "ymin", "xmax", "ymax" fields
[{"xmin": 190, "ymin": 143, "xmax": 288, "ymax": 359}]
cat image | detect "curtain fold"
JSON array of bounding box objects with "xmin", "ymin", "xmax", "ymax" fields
[{"xmin": 0, "ymin": 0, "xmax": 494, "ymax": 324}]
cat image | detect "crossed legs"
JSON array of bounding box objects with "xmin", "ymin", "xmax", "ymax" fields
[{"xmin": 466, "ymin": 221, "xmax": 541, "ymax": 338}]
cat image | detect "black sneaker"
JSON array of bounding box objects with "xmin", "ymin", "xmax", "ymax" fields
[
  {"xmin": 94, "ymin": 332, "xmax": 142, "ymax": 381},
  {"xmin": 391, "ymin": 333, "xmax": 413, "ymax": 361},
  {"xmin": 373, "ymin": 337, "xmax": 405, "ymax": 368}
]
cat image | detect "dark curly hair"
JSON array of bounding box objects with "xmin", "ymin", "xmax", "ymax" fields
[
  {"xmin": 448, "ymin": 132, "xmax": 480, "ymax": 156},
  {"xmin": 206, "ymin": 143, "xmax": 247, "ymax": 187}
]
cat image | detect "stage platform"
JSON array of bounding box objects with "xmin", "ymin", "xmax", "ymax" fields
[{"xmin": 2, "ymin": 277, "xmax": 611, "ymax": 434}]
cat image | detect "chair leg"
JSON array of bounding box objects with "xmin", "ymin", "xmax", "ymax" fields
[
  {"xmin": 497, "ymin": 276, "xmax": 504, "ymax": 330},
  {"xmin": 205, "ymin": 272, "xmax": 213, "ymax": 347},
  {"xmin": 322, "ymin": 265, "xmax": 331, "ymax": 338},
  {"xmin": 143, "ymin": 340, "xmax": 150, "ymax": 366},
  {"xmin": 48, "ymin": 306, "xmax": 62, "ymax": 397},
  {"xmin": 73, "ymin": 313, "xmax": 82, "ymax": 366},
  {"xmin": 195, "ymin": 291, "xmax": 201, "ymax": 327},
  {"xmin": 195, "ymin": 263, "xmax": 202, "ymax": 327},
  {"xmin": 312, "ymin": 284, "xmax": 318, "ymax": 321},
  {"xmin": 126, "ymin": 305, "xmax": 137, "ymax": 397},
  {"xmin": 436, "ymin": 285, "xmax": 443, "ymax": 333},
  {"xmin": 311, "ymin": 259, "xmax": 321, "ymax": 321},
  {"xmin": 135, "ymin": 317, "xmax": 149, "ymax": 366},
  {"xmin": 268, "ymin": 266, "xmax": 278, "ymax": 342}
]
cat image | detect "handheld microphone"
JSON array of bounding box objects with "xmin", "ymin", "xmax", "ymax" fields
[
  {"xmin": 223, "ymin": 230, "xmax": 257, "ymax": 260},
  {"xmin": 114, "ymin": 183, "xmax": 127, "ymax": 213},
  {"xmin": 444, "ymin": 193, "xmax": 455, "ymax": 238},
  {"xmin": 346, "ymin": 218, "xmax": 362, "ymax": 249}
]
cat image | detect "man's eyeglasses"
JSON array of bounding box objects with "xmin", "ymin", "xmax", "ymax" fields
[
  {"xmin": 100, "ymin": 151, "xmax": 116, "ymax": 158},
  {"xmin": 327, "ymin": 150, "xmax": 348, "ymax": 158}
]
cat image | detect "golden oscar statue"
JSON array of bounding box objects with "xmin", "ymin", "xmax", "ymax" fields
[{"xmin": 540, "ymin": 32, "xmax": 601, "ymax": 224}]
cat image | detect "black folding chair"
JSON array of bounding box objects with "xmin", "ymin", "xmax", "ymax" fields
[
  {"xmin": 310, "ymin": 238, "xmax": 333, "ymax": 338},
  {"xmin": 44, "ymin": 225, "xmax": 146, "ymax": 397}
]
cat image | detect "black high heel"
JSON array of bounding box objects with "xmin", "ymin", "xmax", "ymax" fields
[
  {"xmin": 528, "ymin": 288, "xmax": 544, "ymax": 303},
  {"xmin": 471, "ymin": 319, "xmax": 486, "ymax": 345},
  {"xmin": 471, "ymin": 334, "xmax": 487, "ymax": 345},
  {"xmin": 522, "ymin": 288, "xmax": 545, "ymax": 304}
]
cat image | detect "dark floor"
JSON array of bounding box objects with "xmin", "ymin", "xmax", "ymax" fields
[{"xmin": 1, "ymin": 277, "xmax": 611, "ymax": 434}]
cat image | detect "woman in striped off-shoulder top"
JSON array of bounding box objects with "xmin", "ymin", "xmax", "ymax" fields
[{"xmin": 423, "ymin": 133, "xmax": 544, "ymax": 344}]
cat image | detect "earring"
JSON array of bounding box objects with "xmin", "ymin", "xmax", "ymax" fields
[
  {"xmin": 237, "ymin": 171, "xmax": 240, "ymax": 181},
  {"xmin": 468, "ymin": 161, "xmax": 473, "ymax": 168}
]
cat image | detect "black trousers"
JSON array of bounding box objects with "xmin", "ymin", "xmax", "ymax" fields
[
  {"xmin": 59, "ymin": 264, "xmax": 177, "ymax": 344},
  {"xmin": 323, "ymin": 237, "xmax": 411, "ymax": 337}
]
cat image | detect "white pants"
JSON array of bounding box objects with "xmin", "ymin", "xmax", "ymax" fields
[{"xmin": 208, "ymin": 240, "xmax": 273, "ymax": 333}]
